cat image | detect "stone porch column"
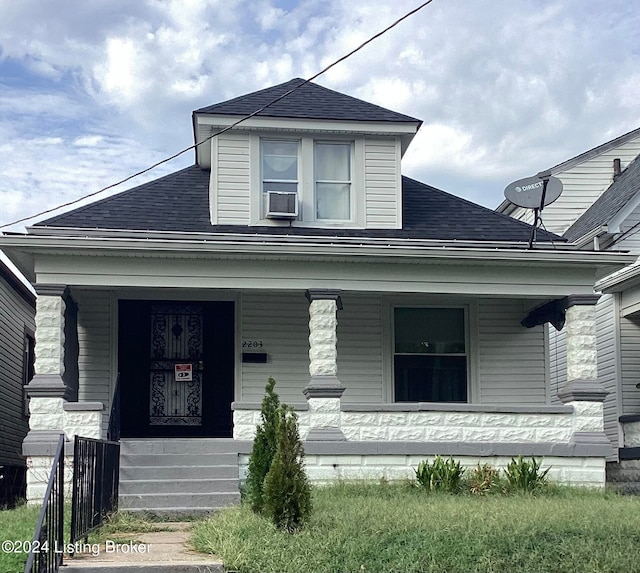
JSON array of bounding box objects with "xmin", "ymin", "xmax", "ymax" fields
[
  {"xmin": 23, "ymin": 285, "xmax": 71, "ymax": 503},
  {"xmin": 303, "ymin": 289, "xmax": 346, "ymax": 441},
  {"xmin": 558, "ymin": 295, "xmax": 611, "ymax": 455}
]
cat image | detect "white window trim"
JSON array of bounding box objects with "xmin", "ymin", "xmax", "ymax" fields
[
  {"xmin": 250, "ymin": 132, "xmax": 365, "ymax": 228},
  {"xmin": 383, "ymin": 297, "xmax": 479, "ymax": 404},
  {"xmin": 313, "ymin": 141, "xmax": 353, "ymax": 223}
]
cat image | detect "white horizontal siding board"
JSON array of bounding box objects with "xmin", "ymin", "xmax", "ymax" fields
[
  {"xmin": 216, "ymin": 134, "xmax": 251, "ymax": 225},
  {"xmin": 0, "ymin": 277, "xmax": 34, "ymax": 466},
  {"xmin": 239, "ymin": 292, "xmax": 384, "ymax": 405},
  {"xmin": 74, "ymin": 289, "xmax": 113, "ymax": 438},
  {"xmin": 364, "ymin": 137, "xmax": 400, "ymax": 229},
  {"xmin": 477, "ymin": 299, "xmax": 547, "ymax": 405}
]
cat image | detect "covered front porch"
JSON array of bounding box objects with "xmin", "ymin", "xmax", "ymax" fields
[{"xmin": 2, "ymin": 232, "xmax": 631, "ymax": 500}]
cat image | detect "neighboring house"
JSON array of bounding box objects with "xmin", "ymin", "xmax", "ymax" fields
[
  {"xmin": 0, "ymin": 79, "xmax": 634, "ymax": 513},
  {"xmin": 0, "ymin": 257, "xmax": 35, "ymax": 506},
  {"xmin": 497, "ymin": 129, "xmax": 640, "ymax": 479}
]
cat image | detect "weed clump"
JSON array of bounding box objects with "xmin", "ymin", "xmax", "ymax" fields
[
  {"xmin": 504, "ymin": 455, "xmax": 550, "ymax": 493},
  {"xmin": 415, "ymin": 456, "xmax": 465, "ymax": 493}
]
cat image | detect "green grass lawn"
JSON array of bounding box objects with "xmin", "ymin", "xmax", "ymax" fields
[
  {"xmin": 0, "ymin": 504, "xmax": 41, "ymax": 573},
  {"xmin": 192, "ymin": 482, "xmax": 640, "ymax": 573}
]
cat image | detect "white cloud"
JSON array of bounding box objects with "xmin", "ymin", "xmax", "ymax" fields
[{"xmin": 0, "ymin": 0, "xmax": 639, "ymax": 229}]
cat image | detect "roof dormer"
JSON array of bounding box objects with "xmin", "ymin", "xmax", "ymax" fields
[{"xmin": 192, "ymin": 79, "xmax": 422, "ymax": 230}]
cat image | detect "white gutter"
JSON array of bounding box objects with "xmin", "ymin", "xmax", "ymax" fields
[
  {"xmin": 0, "ymin": 232, "xmax": 635, "ymax": 267},
  {"xmin": 23, "ymin": 225, "xmax": 568, "ymax": 250},
  {"xmin": 597, "ymin": 261, "xmax": 640, "ymax": 293}
]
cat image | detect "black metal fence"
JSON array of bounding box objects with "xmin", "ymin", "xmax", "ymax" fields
[
  {"xmin": 70, "ymin": 436, "xmax": 120, "ymax": 544},
  {"xmin": 23, "ymin": 434, "xmax": 65, "ymax": 573}
]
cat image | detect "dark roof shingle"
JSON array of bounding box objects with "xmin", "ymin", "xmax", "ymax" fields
[
  {"xmin": 194, "ymin": 78, "xmax": 421, "ymax": 124},
  {"xmin": 36, "ymin": 166, "xmax": 560, "ymax": 243}
]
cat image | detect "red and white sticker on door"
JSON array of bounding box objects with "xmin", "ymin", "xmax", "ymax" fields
[{"xmin": 175, "ymin": 363, "xmax": 193, "ymax": 381}]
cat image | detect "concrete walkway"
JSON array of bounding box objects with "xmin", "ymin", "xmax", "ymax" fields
[{"xmin": 61, "ymin": 522, "xmax": 223, "ymax": 573}]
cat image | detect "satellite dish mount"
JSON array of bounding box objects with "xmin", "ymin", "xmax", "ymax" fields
[{"xmin": 503, "ymin": 172, "xmax": 563, "ymax": 248}]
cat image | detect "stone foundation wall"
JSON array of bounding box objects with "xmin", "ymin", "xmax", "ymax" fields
[
  {"xmin": 238, "ymin": 453, "xmax": 605, "ymax": 488},
  {"xmin": 233, "ymin": 403, "xmax": 590, "ymax": 445},
  {"xmin": 24, "ymin": 401, "xmax": 103, "ymax": 504}
]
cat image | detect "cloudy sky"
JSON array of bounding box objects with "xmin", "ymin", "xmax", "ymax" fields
[{"xmin": 0, "ymin": 0, "xmax": 639, "ymax": 231}]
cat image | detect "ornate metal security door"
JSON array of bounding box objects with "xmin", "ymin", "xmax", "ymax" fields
[{"xmin": 149, "ymin": 304, "xmax": 203, "ymax": 426}]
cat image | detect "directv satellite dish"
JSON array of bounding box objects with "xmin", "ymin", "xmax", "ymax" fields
[{"xmin": 504, "ymin": 175, "xmax": 563, "ymax": 209}]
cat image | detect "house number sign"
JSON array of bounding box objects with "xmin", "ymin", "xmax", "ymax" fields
[
  {"xmin": 174, "ymin": 363, "xmax": 193, "ymax": 381},
  {"xmin": 242, "ymin": 340, "xmax": 264, "ymax": 349}
]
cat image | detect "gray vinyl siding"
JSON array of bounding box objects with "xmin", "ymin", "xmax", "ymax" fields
[
  {"xmin": 239, "ymin": 292, "xmax": 384, "ymax": 404},
  {"xmin": 595, "ymin": 294, "xmax": 620, "ymax": 453},
  {"xmin": 364, "ymin": 137, "xmax": 400, "ymax": 229},
  {"xmin": 241, "ymin": 294, "xmax": 547, "ymax": 406},
  {"xmin": 548, "ymin": 323, "xmax": 567, "ymax": 404},
  {"xmin": 477, "ymin": 299, "xmax": 547, "ymax": 405},
  {"xmin": 74, "ymin": 289, "xmax": 114, "ymax": 438},
  {"xmin": 214, "ymin": 134, "xmax": 251, "ymax": 225},
  {"xmin": 619, "ymin": 314, "xmax": 640, "ymax": 416},
  {"xmin": 507, "ymin": 135, "xmax": 640, "ymax": 234},
  {"xmin": 240, "ymin": 292, "xmax": 309, "ymax": 403},
  {"xmin": 0, "ymin": 274, "xmax": 34, "ymax": 467},
  {"xmin": 615, "ymin": 204, "xmax": 640, "ymax": 253}
]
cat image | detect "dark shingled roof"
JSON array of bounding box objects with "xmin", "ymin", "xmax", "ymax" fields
[
  {"xmin": 194, "ymin": 78, "xmax": 421, "ymax": 124},
  {"xmin": 36, "ymin": 166, "xmax": 560, "ymax": 243},
  {"xmin": 564, "ymin": 156, "xmax": 640, "ymax": 242}
]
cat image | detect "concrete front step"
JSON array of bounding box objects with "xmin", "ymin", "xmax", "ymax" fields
[
  {"xmin": 120, "ymin": 478, "xmax": 239, "ymax": 495},
  {"xmin": 120, "ymin": 491, "xmax": 240, "ymax": 510},
  {"xmin": 118, "ymin": 439, "xmax": 242, "ymax": 514},
  {"xmin": 120, "ymin": 464, "xmax": 238, "ymax": 480},
  {"xmin": 120, "ymin": 452, "xmax": 239, "ymax": 467},
  {"xmin": 120, "ymin": 438, "xmax": 241, "ymax": 455}
]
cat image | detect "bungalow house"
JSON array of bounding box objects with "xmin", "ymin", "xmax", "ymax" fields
[
  {"xmin": 0, "ymin": 257, "xmax": 35, "ymax": 506},
  {"xmin": 497, "ymin": 128, "xmax": 640, "ymax": 489},
  {"xmin": 0, "ymin": 79, "xmax": 635, "ymax": 513}
]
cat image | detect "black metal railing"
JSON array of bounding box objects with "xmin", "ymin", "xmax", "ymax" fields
[
  {"xmin": 23, "ymin": 434, "xmax": 65, "ymax": 573},
  {"xmin": 70, "ymin": 436, "xmax": 120, "ymax": 544},
  {"xmin": 107, "ymin": 373, "xmax": 121, "ymax": 442}
]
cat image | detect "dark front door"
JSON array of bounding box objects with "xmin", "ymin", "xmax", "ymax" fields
[{"xmin": 118, "ymin": 300, "xmax": 234, "ymax": 438}]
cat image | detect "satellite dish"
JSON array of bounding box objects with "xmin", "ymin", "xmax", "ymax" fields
[{"xmin": 504, "ymin": 175, "xmax": 563, "ymax": 209}]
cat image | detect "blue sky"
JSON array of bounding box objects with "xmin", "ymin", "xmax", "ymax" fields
[{"xmin": 0, "ymin": 0, "xmax": 639, "ymax": 230}]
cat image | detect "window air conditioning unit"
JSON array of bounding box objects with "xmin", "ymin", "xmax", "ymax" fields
[{"xmin": 266, "ymin": 191, "xmax": 298, "ymax": 219}]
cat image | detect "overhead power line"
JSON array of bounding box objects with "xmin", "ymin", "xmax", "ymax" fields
[{"xmin": 1, "ymin": 0, "xmax": 437, "ymax": 230}]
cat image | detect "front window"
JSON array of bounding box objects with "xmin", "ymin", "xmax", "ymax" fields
[
  {"xmin": 394, "ymin": 308, "xmax": 467, "ymax": 402},
  {"xmin": 315, "ymin": 142, "xmax": 351, "ymax": 221}
]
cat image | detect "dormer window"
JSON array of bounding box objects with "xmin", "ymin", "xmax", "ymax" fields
[
  {"xmin": 262, "ymin": 139, "xmax": 299, "ymax": 195},
  {"xmin": 251, "ymin": 134, "xmax": 370, "ymax": 228},
  {"xmin": 315, "ymin": 142, "xmax": 352, "ymax": 221}
]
